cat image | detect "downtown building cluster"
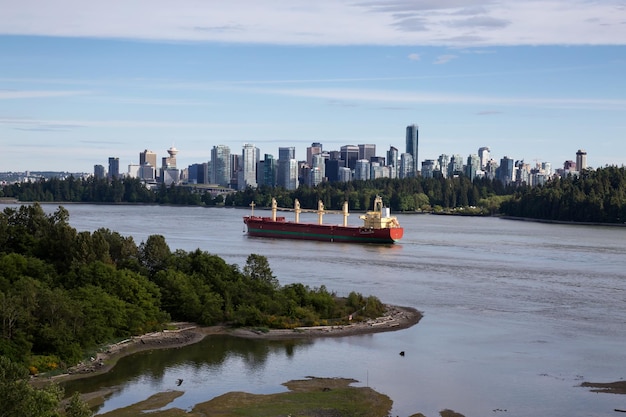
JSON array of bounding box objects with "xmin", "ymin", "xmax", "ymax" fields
[{"xmin": 96, "ymin": 124, "xmax": 588, "ymax": 191}]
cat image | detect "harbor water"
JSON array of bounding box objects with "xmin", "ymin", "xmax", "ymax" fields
[{"xmin": 10, "ymin": 203, "xmax": 625, "ymax": 417}]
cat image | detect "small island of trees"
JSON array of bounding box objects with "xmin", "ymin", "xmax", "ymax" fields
[{"xmin": 0, "ymin": 204, "xmax": 386, "ymax": 375}]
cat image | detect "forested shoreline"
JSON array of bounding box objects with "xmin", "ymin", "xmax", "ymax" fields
[
  {"xmin": 501, "ymin": 166, "xmax": 626, "ymax": 223},
  {"xmin": 0, "ymin": 204, "xmax": 386, "ymax": 375},
  {"xmin": 2, "ymin": 165, "xmax": 626, "ymax": 223}
]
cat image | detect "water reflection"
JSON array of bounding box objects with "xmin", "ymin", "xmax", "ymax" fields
[{"xmin": 62, "ymin": 335, "xmax": 314, "ymax": 413}]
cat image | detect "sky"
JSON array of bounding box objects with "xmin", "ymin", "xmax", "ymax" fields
[{"xmin": 1, "ymin": 0, "xmax": 625, "ymax": 173}]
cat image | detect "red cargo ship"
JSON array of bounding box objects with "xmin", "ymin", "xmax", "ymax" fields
[{"xmin": 243, "ymin": 196, "xmax": 403, "ymax": 244}]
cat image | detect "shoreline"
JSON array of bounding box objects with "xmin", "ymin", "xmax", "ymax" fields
[{"xmin": 36, "ymin": 305, "xmax": 422, "ymax": 385}]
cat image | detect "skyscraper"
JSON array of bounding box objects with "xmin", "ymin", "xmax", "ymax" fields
[
  {"xmin": 340, "ymin": 145, "xmax": 359, "ymax": 170},
  {"xmin": 399, "ymin": 153, "xmax": 414, "ymax": 179},
  {"xmin": 108, "ymin": 157, "xmax": 119, "ymax": 180},
  {"xmin": 354, "ymin": 159, "xmax": 370, "ymax": 180},
  {"xmin": 239, "ymin": 143, "xmax": 257, "ymax": 190},
  {"xmin": 262, "ymin": 154, "xmax": 277, "ymax": 187},
  {"xmin": 307, "ymin": 142, "xmax": 322, "ymax": 167},
  {"xmin": 94, "ymin": 164, "xmax": 105, "ymax": 179},
  {"xmin": 211, "ymin": 145, "xmax": 231, "ymax": 187},
  {"xmin": 139, "ymin": 149, "xmax": 157, "ymax": 181},
  {"xmin": 437, "ymin": 154, "xmax": 449, "ymax": 178},
  {"xmin": 358, "ymin": 144, "xmax": 376, "ymax": 161},
  {"xmin": 387, "ymin": 146, "xmax": 399, "ymax": 179},
  {"xmin": 498, "ymin": 156, "xmax": 514, "ymax": 184},
  {"xmin": 405, "ymin": 124, "xmax": 419, "ymax": 176},
  {"xmin": 277, "ymin": 147, "xmax": 297, "ymax": 189},
  {"xmin": 140, "ymin": 149, "xmax": 157, "ymax": 168},
  {"xmin": 465, "ymin": 154, "xmax": 480, "ymax": 181},
  {"xmin": 311, "ymin": 153, "xmax": 325, "ymax": 186},
  {"xmin": 478, "ymin": 147, "xmax": 490, "ymax": 169},
  {"xmin": 576, "ymin": 149, "xmax": 587, "ymax": 171}
]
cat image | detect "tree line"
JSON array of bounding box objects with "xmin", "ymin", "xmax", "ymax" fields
[
  {"xmin": 3, "ymin": 166, "xmax": 626, "ymax": 223},
  {"xmin": 227, "ymin": 175, "xmax": 514, "ymax": 214},
  {"xmin": 0, "ymin": 204, "xmax": 385, "ymax": 375},
  {"xmin": 0, "ymin": 176, "xmax": 222, "ymax": 206},
  {"xmin": 500, "ymin": 166, "xmax": 626, "ymax": 223}
]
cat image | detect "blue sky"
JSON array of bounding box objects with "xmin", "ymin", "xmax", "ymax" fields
[{"xmin": 1, "ymin": 0, "xmax": 625, "ymax": 172}]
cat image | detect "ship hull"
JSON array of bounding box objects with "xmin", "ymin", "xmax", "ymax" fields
[{"xmin": 243, "ymin": 217, "xmax": 403, "ymax": 244}]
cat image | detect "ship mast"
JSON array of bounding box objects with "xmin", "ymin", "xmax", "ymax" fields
[
  {"xmin": 271, "ymin": 198, "xmax": 277, "ymax": 221},
  {"xmin": 294, "ymin": 199, "xmax": 301, "ymax": 223}
]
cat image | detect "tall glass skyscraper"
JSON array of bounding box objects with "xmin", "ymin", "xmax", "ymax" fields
[
  {"xmin": 108, "ymin": 157, "xmax": 119, "ymax": 180},
  {"xmin": 405, "ymin": 124, "xmax": 419, "ymax": 176},
  {"xmin": 211, "ymin": 145, "xmax": 231, "ymax": 187},
  {"xmin": 278, "ymin": 147, "xmax": 297, "ymax": 189},
  {"xmin": 240, "ymin": 143, "xmax": 257, "ymax": 190}
]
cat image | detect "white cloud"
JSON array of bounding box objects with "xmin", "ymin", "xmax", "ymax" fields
[
  {"xmin": 246, "ymin": 86, "xmax": 626, "ymax": 110},
  {"xmin": 0, "ymin": 90, "xmax": 91, "ymax": 99},
  {"xmin": 408, "ymin": 53, "xmax": 421, "ymax": 61},
  {"xmin": 434, "ymin": 54, "xmax": 458, "ymax": 64},
  {"xmin": 0, "ymin": 0, "xmax": 625, "ymax": 46}
]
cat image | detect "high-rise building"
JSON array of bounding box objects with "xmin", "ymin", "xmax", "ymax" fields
[
  {"xmin": 325, "ymin": 159, "xmax": 340, "ymax": 182},
  {"xmin": 108, "ymin": 157, "xmax": 120, "ymax": 180},
  {"xmin": 139, "ymin": 149, "xmax": 157, "ymax": 181},
  {"xmin": 188, "ymin": 163, "xmax": 209, "ymax": 184},
  {"xmin": 94, "ymin": 164, "xmax": 105, "ymax": 179},
  {"xmin": 230, "ymin": 154, "xmax": 241, "ymax": 189},
  {"xmin": 387, "ymin": 146, "xmax": 399, "ymax": 179},
  {"xmin": 399, "ymin": 153, "xmax": 414, "ymax": 179},
  {"xmin": 370, "ymin": 162, "xmax": 388, "ymax": 180},
  {"xmin": 311, "ymin": 153, "xmax": 325, "ymax": 186},
  {"xmin": 421, "ymin": 160, "xmax": 436, "ymax": 178},
  {"xmin": 498, "ymin": 156, "xmax": 514, "ymax": 184},
  {"xmin": 437, "ymin": 154, "xmax": 449, "ymax": 178},
  {"xmin": 211, "ymin": 145, "xmax": 231, "ymax": 187},
  {"xmin": 354, "ymin": 159, "xmax": 370, "ymax": 181},
  {"xmin": 576, "ymin": 149, "xmax": 587, "ymax": 171},
  {"xmin": 338, "ymin": 167, "xmax": 352, "ymax": 182},
  {"xmin": 466, "ymin": 154, "xmax": 480, "ymax": 181},
  {"xmin": 277, "ymin": 147, "xmax": 297, "ymax": 189},
  {"xmin": 307, "ymin": 143, "xmax": 323, "ymax": 167},
  {"xmin": 358, "ymin": 144, "xmax": 376, "ymax": 161},
  {"xmin": 478, "ymin": 147, "xmax": 490, "ymax": 169},
  {"xmin": 340, "ymin": 145, "xmax": 359, "ymax": 170},
  {"xmin": 405, "ymin": 124, "xmax": 419, "ymax": 176},
  {"xmin": 140, "ymin": 149, "xmax": 157, "ymax": 168},
  {"xmin": 262, "ymin": 154, "xmax": 277, "ymax": 187},
  {"xmin": 239, "ymin": 143, "xmax": 257, "ymax": 190}
]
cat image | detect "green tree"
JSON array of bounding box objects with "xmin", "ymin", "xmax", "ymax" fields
[
  {"xmin": 0, "ymin": 355, "xmax": 65, "ymax": 417},
  {"xmin": 139, "ymin": 235, "xmax": 171, "ymax": 275},
  {"xmin": 243, "ymin": 254, "xmax": 279, "ymax": 290},
  {"xmin": 64, "ymin": 392, "xmax": 94, "ymax": 417}
]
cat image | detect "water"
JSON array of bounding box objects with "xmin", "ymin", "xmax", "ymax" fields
[{"xmin": 6, "ymin": 203, "xmax": 626, "ymax": 416}]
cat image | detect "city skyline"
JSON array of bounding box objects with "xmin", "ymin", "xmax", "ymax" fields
[{"xmin": 1, "ymin": 1, "xmax": 625, "ymax": 172}]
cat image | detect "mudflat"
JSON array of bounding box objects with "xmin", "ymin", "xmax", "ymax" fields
[{"xmin": 39, "ymin": 305, "xmax": 422, "ymax": 384}]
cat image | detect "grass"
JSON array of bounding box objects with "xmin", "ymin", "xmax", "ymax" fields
[
  {"xmin": 96, "ymin": 377, "xmax": 393, "ymax": 417},
  {"xmin": 93, "ymin": 377, "xmax": 467, "ymax": 417}
]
